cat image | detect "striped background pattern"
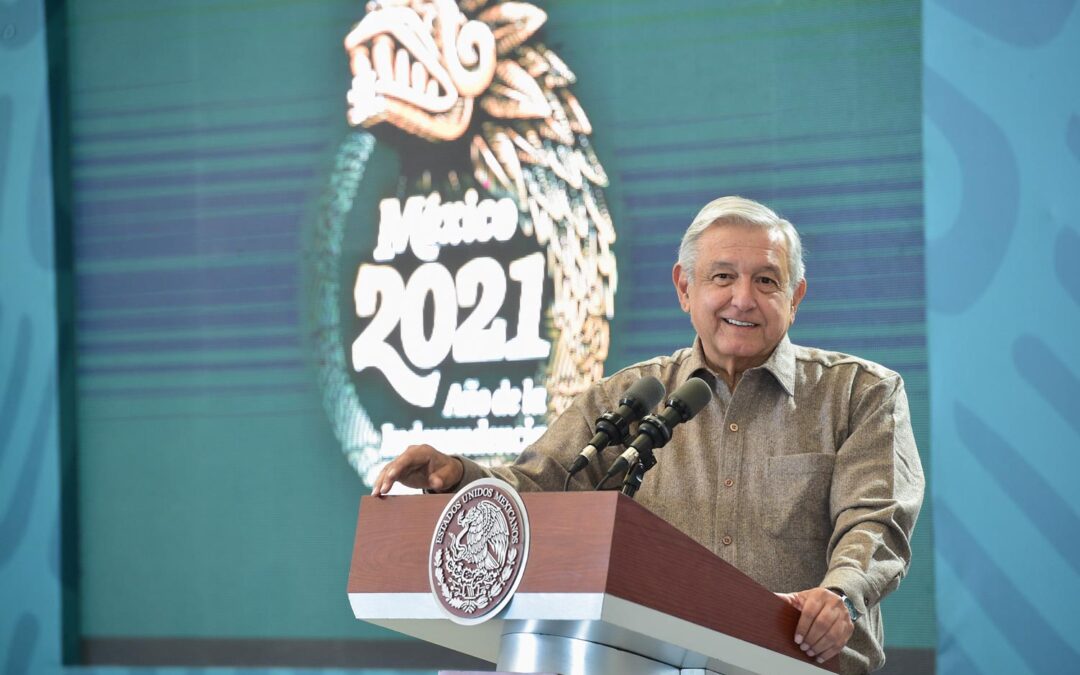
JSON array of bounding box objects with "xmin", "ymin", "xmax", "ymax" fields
[
  {"xmin": 20, "ymin": 0, "xmax": 1063, "ymax": 673},
  {"xmin": 65, "ymin": 0, "xmax": 934, "ymax": 657}
]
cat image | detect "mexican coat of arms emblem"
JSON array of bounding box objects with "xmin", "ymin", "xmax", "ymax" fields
[{"xmin": 428, "ymin": 478, "xmax": 531, "ymax": 624}]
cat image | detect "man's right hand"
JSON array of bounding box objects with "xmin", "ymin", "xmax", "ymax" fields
[{"xmin": 371, "ymin": 444, "xmax": 464, "ymax": 497}]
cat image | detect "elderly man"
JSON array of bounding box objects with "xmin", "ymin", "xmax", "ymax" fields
[{"xmin": 373, "ymin": 196, "xmax": 925, "ymax": 674}]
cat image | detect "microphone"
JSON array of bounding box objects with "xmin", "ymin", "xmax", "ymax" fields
[
  {"xmin": 599, "ymin": 377, "xmax": 714, "ymax": 486},
  {"xmin": 565, "ymin": 376, "xmax": 666, "ymax": 480}
]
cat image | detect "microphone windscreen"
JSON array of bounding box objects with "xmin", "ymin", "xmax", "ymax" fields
[
  {"xmin": 670, "ymin": 377, "xmax": 714, "ymax": 419},
  {"xmin": 623, "ymin": 375, "xmax": 666, "ymax": 415}
]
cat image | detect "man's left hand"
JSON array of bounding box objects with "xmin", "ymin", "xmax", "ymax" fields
[{"xmin": 775, "ymin": 587, "xmax": 854, "ymax": 664}]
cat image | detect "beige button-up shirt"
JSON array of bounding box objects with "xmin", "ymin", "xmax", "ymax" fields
[{"xmin": 456, "ymin": 335, "xmax": 925, "ymax": 673}]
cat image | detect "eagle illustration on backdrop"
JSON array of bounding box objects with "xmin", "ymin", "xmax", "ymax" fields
[{"xmin": 343, "ymin": 0, "xmax": 617, "ymax": 415}]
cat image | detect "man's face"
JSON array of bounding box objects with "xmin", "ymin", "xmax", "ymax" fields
[{"xmin": 672, "ymin": 222, "xmax": 806, "ymax": 379}]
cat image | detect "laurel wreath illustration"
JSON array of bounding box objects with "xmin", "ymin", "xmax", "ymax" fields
[{"xmin": 433, "ymin": 546, "xmax": 518, "ymax": 613}]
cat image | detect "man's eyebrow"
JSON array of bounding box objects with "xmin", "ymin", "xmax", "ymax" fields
[
  {"xmin": 702, "ymin": 260, "xmax": 785, "ymax": 278},
  {"xmin": 703, "ymin": 261, "xmax": 736, "ymax": 272},
  {"xmin": 755, "ymin": 263, "xmax": 785, "ymax": 278}
]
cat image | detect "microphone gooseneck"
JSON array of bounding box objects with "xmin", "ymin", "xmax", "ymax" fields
[
  {"xmin": 598, "ymin": 377, "xmax": 714, "ymax": 492},
  {"xmin": 563, "ymin": 376, "xmax": 665, "ymax": 489}
]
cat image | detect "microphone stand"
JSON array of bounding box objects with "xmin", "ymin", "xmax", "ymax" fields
[{"xmin": 619, "ymin": 451, "xmax": 657, "ymax": 499}]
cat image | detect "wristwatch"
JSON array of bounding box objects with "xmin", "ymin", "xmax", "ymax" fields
[{"xmin": 829, "ymin": 588, "xmax": 861, "ymax": 623}]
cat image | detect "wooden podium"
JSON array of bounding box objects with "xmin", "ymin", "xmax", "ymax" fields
[{"xmin": 348, "ymin": 491, "xmax": 837, "ymax": 674}]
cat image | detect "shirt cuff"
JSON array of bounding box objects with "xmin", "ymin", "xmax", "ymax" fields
[
  {"xmin": 456, "ymin": 456, "xmax": 492, "ymax": 486},
  {"xmin": 821, "ymin": 566, "xmax": 872, "ymax": 616}
]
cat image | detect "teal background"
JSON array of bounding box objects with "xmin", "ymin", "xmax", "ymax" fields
[{"xmin": 0, "ymin": 1, "xmax": 1075, "ymax": 674}]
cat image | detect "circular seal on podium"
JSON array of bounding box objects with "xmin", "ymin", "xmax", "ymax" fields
[{"xmin": 428, "ymin": 478, "xmax": 531, "ymax": 625}]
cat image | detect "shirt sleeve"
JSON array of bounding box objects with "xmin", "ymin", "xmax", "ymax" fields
[
  {"xmin": 820, "ymin": 373, "xmax": 925, "ymax": 618},
  {"xmin": 454, "ymin": 383, "xmax": 617, "ymax": 492}
]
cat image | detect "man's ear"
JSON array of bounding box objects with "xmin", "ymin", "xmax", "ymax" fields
[
  {"xmin": 673, "ymin": 263, "xmax": 691, "ymax": 312},
  {"xmin": 790, "ymin": 278, "xmax": 807, "ymax": 318}
]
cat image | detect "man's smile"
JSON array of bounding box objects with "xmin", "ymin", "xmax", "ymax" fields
[{"xmin": 723, "ymin": 318, "xmax": 758, "ymax": 327}]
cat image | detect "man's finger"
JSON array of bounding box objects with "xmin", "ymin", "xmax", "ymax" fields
[
  {"xmin": 803, "ymin": 604, "xmax": 833, "ymax": 652},
  {"xmin": 813, "ymin": 635, "xmax": 845, "ymax": 664},
  {"xmin": 428, "ymin": 470, "xmax": 445, "ymax": 491},
  {"xmin": 805, "ymin": 596, "xmax": 853, "ymax": 661},
  {"xmin": 775, "ymin": 592, "xmax": 802, "ymax": 609},
  {"xmin": 806, "ymin": 615, "xmax": 840, "ymax": 658},
  {"xmin": 815, "ymin": 645, "xmax": 842, "ymax": 664},
  {"xmin": 801, "ymin": 618, "xmax": 829, "ymax": 657},
  {"xmin": 373, "ymin": 460, "xmax": 401, "ymax": 496},
  {"xmin": 431, "ymin": 455, "xmax": 464, "ymax": 493},
  {"xmin": 794, "ymin": 593, "xmax": 824, "ymax": 645}
]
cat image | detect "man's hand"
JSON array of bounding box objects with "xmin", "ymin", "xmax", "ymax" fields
[
  {"xmin": 371, "ymin": 445, "xmax": 464, "ymax": 497},
  {"xmin": 775, "ymin": 587, "xmax": 854, "ymax": 664}
]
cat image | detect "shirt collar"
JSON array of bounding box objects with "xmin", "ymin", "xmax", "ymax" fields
[
  {"xmin": 681, "ymin": 337, "xmax": 716, "ymax": 388},
  {"xmin": 683, "ymin": 334, "xmax": 796, "ymax": 397},
  {"xmin": 758, "ymin": 333, "xmax": 796, "ymax": 397}
]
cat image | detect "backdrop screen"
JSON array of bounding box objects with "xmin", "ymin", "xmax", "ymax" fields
[{"xmin": 64, "ymin": 0, "xmax": 932, "ymax": 667}]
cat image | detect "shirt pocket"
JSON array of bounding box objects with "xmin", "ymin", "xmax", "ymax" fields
[{"xmin": 764, "ymin": 453, "xmax": 836, "ymax": 541}]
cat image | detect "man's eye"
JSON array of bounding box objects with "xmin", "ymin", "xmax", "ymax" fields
[{"xmin": 757, "ymin": 277, "xmax": 779, "ymax": 287}]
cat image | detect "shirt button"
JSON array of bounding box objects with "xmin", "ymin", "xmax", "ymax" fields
[
  {"xmin": 722, "ymin": 535, "xmax": 733, "ymax": 546},
  {"xmin": 724, "ymin": 478, "xmax": 734, "ymax": 487},
  {"xmin": 729, "ymin": 422, "xmax": 739, "ymax": 432}
]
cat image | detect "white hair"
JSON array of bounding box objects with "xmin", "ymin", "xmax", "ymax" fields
[{"xmin": 677, "ymin": 195, "xmax": 805, "ymax": 294}]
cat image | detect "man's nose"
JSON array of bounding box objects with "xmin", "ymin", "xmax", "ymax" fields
[{"xmin": 730, "ymin": 277, "xmax": 757, "ymax": 310}]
